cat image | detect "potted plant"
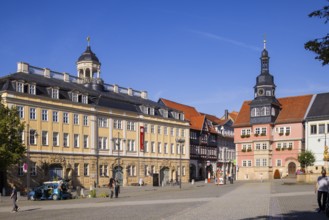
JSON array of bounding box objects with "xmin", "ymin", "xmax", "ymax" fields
[
  {"xmin": 242, "ymin": 149, "xmax": 246, "ymax": 152},
  {"xmin": 240, "ymin": 134, "xmax": 245, "ymax": 138},
  {"xmin": 275, "ymin": 148, "xmax": 280, "ymax": 151},
  {"xmin": 279, "ymin": 132, "xmax": 283, "ymax": 136},
  {"xmin": 247, "ymin": 148, "xmax": 252, "ymax": 152},
  {"xmin": 245, "ymin": 134, "xmax": 250, "ymax": 138},
  {"xmin": 285, "ymin": 132, "xmax": 290, "ymax": 136},
  {"xmin": 254, "ymin": 133, "xmax": 259, "ymax": 137}
]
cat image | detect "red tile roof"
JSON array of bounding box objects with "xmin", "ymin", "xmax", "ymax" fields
[
  {"xmin": 159, "ymin": 98, "xmax": 204, "ymax": 131},
  {"xmin": 234, "ymin": 95, "xmax": 313, "ymax": 127}
]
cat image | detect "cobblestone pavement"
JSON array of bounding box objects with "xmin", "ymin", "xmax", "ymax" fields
[{"xmin": 0, "ymin": 179, "xmax": 327, "ymax": 220}]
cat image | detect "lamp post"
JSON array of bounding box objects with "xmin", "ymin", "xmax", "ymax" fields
[
  {"xmin": 112, "ymin": 132, "xmax": 124, "ymax": 185},
  {"xmin": 320, "ymin": 133, "xmax": 328, "ymax": 170},
  {"xmin": 220, "ymin": 126, "xmax": 226, "ymax": 185},
  {"xmin": 176, "ymin": 138, "xmax": 185, "ymax": 189},
  {"xmin": 26, "ymin": 125, "xmax": 37, "ymax": 193}
]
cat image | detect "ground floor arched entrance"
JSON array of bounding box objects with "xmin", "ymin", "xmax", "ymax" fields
[
  {"xmin": 160, "ymin": 167, "xmax": 170, "ymax": 186},
  {"xmin": 288, "ymin": 162, "xmax": 296, "ymax": 176}
]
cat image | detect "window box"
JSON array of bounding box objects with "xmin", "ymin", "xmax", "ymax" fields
[
  {"xmin": 275, "ymin": 148, "xmax": 281, "ymax": 151},
  {"xmin": 288, "ymin": 147, "xmax": 292, "ymax": 150},
  {"xmin": 282, "ymin": 147, "xmax": 286, "ymax": 151},
  {"xmin": 240, "ymin": 135, "xmax": 245, "ymax": 138},
  {"xmin": 254, "ymin": 133, "xmax": 259, "ymax": 137},
  {"xmin": 260, "ymin": 133, "xmax": 266, "ymax": 136},
  {"xmin": 241, "ymin": 149, "xmax": 246, "ymax": 152},
  {"xmin": 285, "ymin": 132, "xmax": 290, "ymax": 136},
  {"xmin": 279, "ymin": 132, "xmax": 283, "ymax": 136},
  {"xmin": 245, "ymin": 134, "xmax": 250, "ymax": 138},
  {"xmin": 247, "ymin": 148, "xmax": 252, "ymax": 152}
]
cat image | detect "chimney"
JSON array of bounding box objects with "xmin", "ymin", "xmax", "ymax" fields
[
  {"xmin": 17, "ymin": 62, "xmax": 29, "ymax": 73},
  {"xmin": 225, "ymin": 109, "xmax": 229, "ymax": 120},
  {"xmin": 141, "ymin": 91, "xmax": 148, "ymax": 99}
]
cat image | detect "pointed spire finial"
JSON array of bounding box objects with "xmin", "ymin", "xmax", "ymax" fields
[
  {"xmin": 87, "ymin": 36, "xmax": 90, "ymax": 47},
  {"xmin": 263, "ymin": 34, "xmax": 266, "ymax": 49}
]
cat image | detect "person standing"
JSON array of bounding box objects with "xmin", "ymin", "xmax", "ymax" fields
[
  {"xmin": 108, "ymin": 177, "xmax": 115, "ymax": 199},
  {"xmin": 114, "ymin": 178, "xmax": 120, "ymax": 198},
  {"xmin": 315, "ymin": 169, "xmax": 329, "ymax": 212},
  {"xmin": 10, "ymin": 185, "xmax": 19, "ymax": 213}
]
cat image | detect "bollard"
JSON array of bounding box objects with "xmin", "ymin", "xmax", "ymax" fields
[
  {"xmin": 204, "ymin": 179, "xmax": 207, "ymax": 184},
  {"xmin": 191, "ymin": 179, "xmax": 194, "ymax": 185}
]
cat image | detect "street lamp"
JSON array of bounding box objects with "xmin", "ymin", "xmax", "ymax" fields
[
  {"xmin": 319, "ymin": 133, "xmax": 328, "ymax": 170},
  {"xmin": 176, "ymin": 138, "xmax": 185, "ymax": 189},
  {"xmin": 26, "ymin": 125, "xmax": 38, "ymax": 193},
  {"xmin": 220, "ymin": 126, "xmax": 227, "ymax": 185},
  {"xmin": 112, "ymin": 132, "xmax": 125, "ymax": 185}
]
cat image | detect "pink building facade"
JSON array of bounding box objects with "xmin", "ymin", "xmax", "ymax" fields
[{"xmin": 234, "ymin": 41, "xmax": 313, "ymax": 180}]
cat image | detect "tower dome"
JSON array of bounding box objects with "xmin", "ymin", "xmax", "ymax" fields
[
  {"xmin": 76, "ymin": 37, "xmax": 103, "ymax": 91},
  {"xmin": 77, "ymin": 46, "xmax": 100, "ymax": 64}
]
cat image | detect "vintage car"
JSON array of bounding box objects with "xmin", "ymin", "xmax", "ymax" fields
[{"xmin": 28, "ymin": 180, "xmax": 72, "ymax": 201}]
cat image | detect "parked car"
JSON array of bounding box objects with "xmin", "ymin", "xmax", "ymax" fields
[{"xmin": 28, "ymin": 180, "xmax": 72, "ymax": 201}]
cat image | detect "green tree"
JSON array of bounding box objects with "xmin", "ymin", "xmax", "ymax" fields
[
  {"xmin": 298, "ymin": 150, "xmax": 316, "ymax": 171},
  {"xmin": 304, "ymin": 2, "xmax": 329, "ymax": 65},
  {"xmin": 0, "ymin": 101, "xmax": 25, "ymax": 173}
]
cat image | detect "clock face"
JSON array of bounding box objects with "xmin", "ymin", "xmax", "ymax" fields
[{"xmin": 258, "ymin": 88, "xmax": 264, "ymax": 96}]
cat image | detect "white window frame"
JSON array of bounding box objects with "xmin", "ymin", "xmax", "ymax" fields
[
  {"xmin": 74, "ymin": 134, "xmax": 79, "ymax": 148},
  {"xmin": 42, "ymin": 131, "xmax": 48, "ymax": 146},
  {"xmin": 42, "ymin": 109, "xmax": 48, "ymax": 121},
  {"xmin": 74, "ymin": 114, "xmax": 79, "ymax": 125},
  {"xmin": 30, "ymin": 108, "xmax": 36, "ymax": 120},
  {"xmin": 53, "ymin": 111, "xmax": 58, "ymax": 122}
]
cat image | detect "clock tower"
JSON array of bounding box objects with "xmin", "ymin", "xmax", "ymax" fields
[{"xmin": 249, "ymin": 39, "xmax": 281, "ymax": 125}]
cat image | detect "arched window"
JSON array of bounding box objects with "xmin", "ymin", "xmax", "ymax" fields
[{"xmin": 85, "ymin": 68, "xmax": 91, "ymax": 78}]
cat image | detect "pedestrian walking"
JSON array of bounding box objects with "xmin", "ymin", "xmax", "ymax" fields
[
  {"xmin": 10, "ymin": 184, "xmax": 19, "ymax": 213},
  {"xmin": 108, "ymin": 177, "xmax": 115, "ymax": 198},
  {"xmin": 315, "ymin": 169, "xmax": 329, "ymax": 213},
  {"xmin": 115, "ymin": 178, "xmax": 120, "ymax": 198}
]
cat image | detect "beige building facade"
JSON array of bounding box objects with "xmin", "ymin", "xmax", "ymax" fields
[{"xmin": 2, "ymin": 44, "xmax": 190, "ymax": 192}]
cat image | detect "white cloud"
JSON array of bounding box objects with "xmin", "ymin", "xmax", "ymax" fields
[{"xmin": 189, "ymin": 30, "xmax": 261, "ymax": 52}]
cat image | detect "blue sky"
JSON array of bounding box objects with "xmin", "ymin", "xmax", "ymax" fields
[{"xmin": 0, "ymin": 0, "xmax": 328, "ymax": 117}]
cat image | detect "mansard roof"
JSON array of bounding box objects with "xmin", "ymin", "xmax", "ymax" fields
[
  {"xmin": 234, "ymin": 94, "xmax": 313, "ymax": 127},
  {"xmin": 306, "ymin": 92, "xmax": 329, "ymax": 121},
  {"xmin": 0, "ymin": 71, "xmax": 180, "ymax": 119}
]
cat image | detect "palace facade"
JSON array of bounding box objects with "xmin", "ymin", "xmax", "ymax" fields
[{"xmin": 1, "ymin": 43, "xmax": 190, "ymax": 192}]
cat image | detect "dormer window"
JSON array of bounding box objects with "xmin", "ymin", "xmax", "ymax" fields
[
  {"xmin": 51, "ymin": 88, "xmax": 59, "ymax": 99},
  {"xmin": 72, "ymin": 92, "xmax": 79, "ymax": 102},
  {"xmin": 16, "ymin": 82, "xmax": 24, "ymax": 93},
  {"xmin": 82, "ymin": 95, "xmax": 88, "ymax": 104},
  {"xmin": 29, "ymin": 84, "xmax": 36, "ymax": 95},
  {"xmin": 179, "ymin": 113, "xmax": 184, "ymax": 121}
]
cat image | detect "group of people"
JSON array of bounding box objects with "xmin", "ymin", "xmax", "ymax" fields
[{"xmin": 108, "ymin": 177, "xmax": 120, "ymax": 198}]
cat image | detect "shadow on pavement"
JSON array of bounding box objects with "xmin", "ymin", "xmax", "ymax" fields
[{"xmin": 240, "ymin": 210, "xmax": 328, "ymax": 220}]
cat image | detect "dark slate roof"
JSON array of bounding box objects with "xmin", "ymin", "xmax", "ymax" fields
[
  {"xmin": 0, "ymin": 72, "xmax": 175, "ymax": 118},
  {"xmin": 306, "ymin": 92, "xmax": 329, "ymax": 121},
  {"xmin": 77, "ymin": 46, "xmax": 100, "ymax": 64}
]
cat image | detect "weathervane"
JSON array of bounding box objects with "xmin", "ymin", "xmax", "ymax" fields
[
  {"xmin": 263, "ymin": 34, "xmax": 266, "ymax": 49},
  {"xmin": 87, "ymin": 36, "xmax": 90, "ymax": 47}
]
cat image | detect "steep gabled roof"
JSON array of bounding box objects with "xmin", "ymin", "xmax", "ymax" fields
[
  {"xmin": 159, "ymin": 98, "xmax": 205, "ymax": 131},
  {"xmin": 234, "ymin": 94, "xmax": 313, "ymax": 127},
  {"xmin": 306, "ymin": 92, "xmax": 329, "ymax": 121}
]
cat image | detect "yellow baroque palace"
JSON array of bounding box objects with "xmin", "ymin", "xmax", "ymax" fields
[{"xmin": 1, "ymin": 44, "xmax": 190, "ymax": 191}]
